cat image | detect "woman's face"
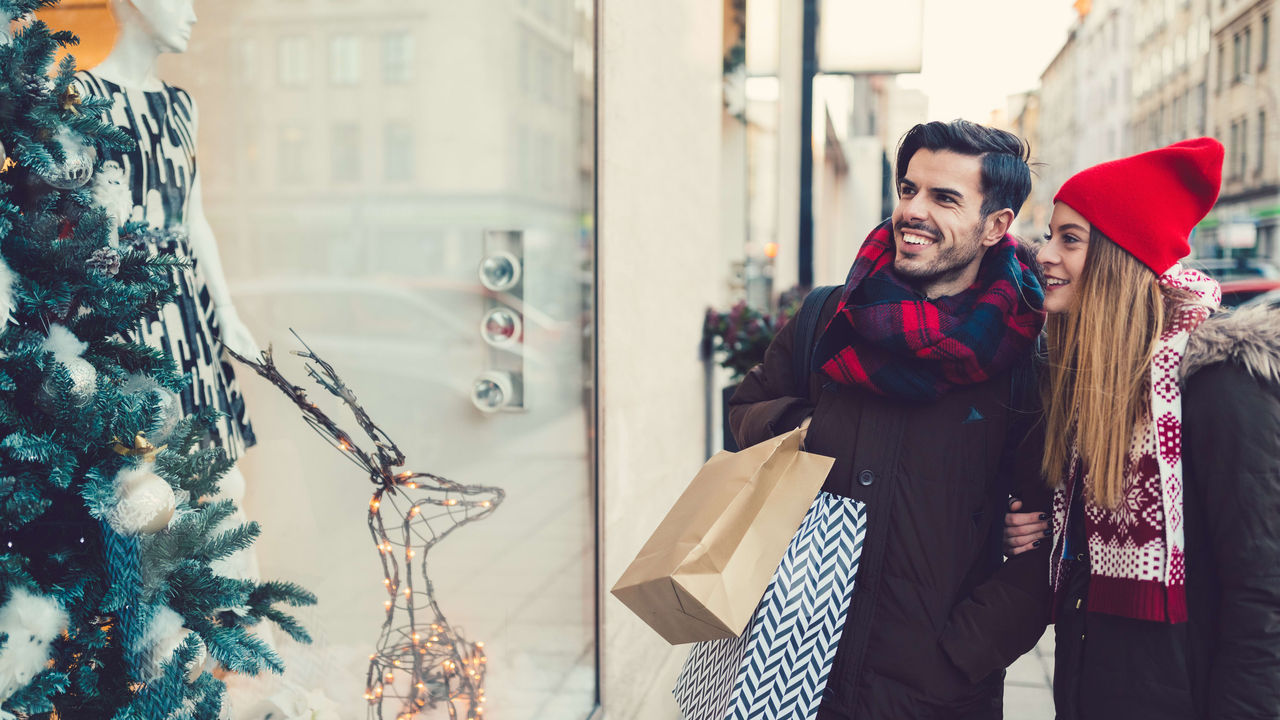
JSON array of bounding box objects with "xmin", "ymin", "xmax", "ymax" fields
[
  {"xmin": 1038, "ymin": 202, "xmax": 1091, "ymax": 314},
  {"xmin": 128, "ymin": 0, "xmax": 197, "ymax": 54}
]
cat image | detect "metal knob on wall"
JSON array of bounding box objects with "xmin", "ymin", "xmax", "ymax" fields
[
  {"xmin": 471, "ymin": 232, "xmax": 526, "ymax": 414},
  {"xmin": 478, "ymin": 250, "xmax": 522, "ymax": 293},
  {"xmin": 471, "ymin": 370, "xmax": 520, "ymax": 413}
]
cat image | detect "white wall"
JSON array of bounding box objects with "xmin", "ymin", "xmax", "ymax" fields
[
  {"xmin": 597, "ymin": 1, "xmax": 729, "ymax": 717},
  {"xmin": 772, "ymin": 0, "xmax": 804, "ymax": 292}
]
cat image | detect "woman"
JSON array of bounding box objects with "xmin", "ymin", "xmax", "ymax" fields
[{"xmin": 1004, "ymin": 137, "xmax": 1280, "ymax": 718}]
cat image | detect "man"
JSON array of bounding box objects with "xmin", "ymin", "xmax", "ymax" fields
[{"xmin": 729, "ymin": 119, "xmax": 1050, "ymax": 719}]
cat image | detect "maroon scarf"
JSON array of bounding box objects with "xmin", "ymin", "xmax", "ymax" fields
[{"xmin": 1050, "ymin": 267, "xmax": 1221, "ymax": 623}]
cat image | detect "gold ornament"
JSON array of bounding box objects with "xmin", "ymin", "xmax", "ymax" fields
[
  {"xmin": 59, "ymin": 85, "xmax": 81, "ymax": 115},
  {"xmin": 111, "ymin": 434, "xmax": 167, "ymax": 463}
]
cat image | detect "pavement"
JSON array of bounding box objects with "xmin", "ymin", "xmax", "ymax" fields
[{"xmin": 1005, "ymin": 630, "xmax": 1056, "ymax": 720}]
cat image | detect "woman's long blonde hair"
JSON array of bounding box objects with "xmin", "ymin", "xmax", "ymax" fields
[{"xmin": 1041, "ymin": 228, "xmax": 1190, "ymax": 509}]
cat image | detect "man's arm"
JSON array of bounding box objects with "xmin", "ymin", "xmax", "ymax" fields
[
  {"xmin": 937, "ymin": 412, "xmax": 1052, "ymax": 682},
  {"xmin": 727, "ymin": 308, "xmax": 814, "ymax": 449},
  {"xmin": 1184, "ymin": 363, "xmax": 1280, "ymax": 717}
]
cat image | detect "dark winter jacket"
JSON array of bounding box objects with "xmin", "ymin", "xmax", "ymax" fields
[
  {"xmin": 1053, "ymin": 305, "xmax": 1280, "ymax": 720},
  {"xmin": 728, "ymin": 288, "xmax": 1051, "ymax": 720}
]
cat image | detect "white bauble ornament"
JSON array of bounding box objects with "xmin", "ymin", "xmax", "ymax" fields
[
  {"xmin": 0, "ymin": 10, "xmax": 14, "ymax": 47},
  {"xmin": 258, "ymin": 683, "xmax": 342, "ymax": 720},
  {"xmin": 0, "ymin": 254, "xmax": 13, "ymax": 332},
  {"xmin": 44, "ymin": 355, "xmax": 96, "ymax": 402},
  {"xmin": 90, "ymin": 160, "xmax": 132, "ymax": 247},
  {"xmin": 121, "ymin": 374, "xmax": 182, "ymax": 446},
  {"xmin": 107, "ymin": 465, "xmax": 176, "ymax": 536},
  {"xmin": 36, "ymin": 127, "xmax": 95, "ymax": 190},
  {"xmin": 38, "ymin": 324, "xmax": 98, "ymax": 406},
  {"xmin": 137, "ymin": 606, "xmax": 205, "ymax": 683},
  {"xmin": 40, "ymin": 324, "xmax": 86, "ymax": 358},
  {"xmin": 0, "ymin": 588, "xmax": 69, "ymax": 707}
]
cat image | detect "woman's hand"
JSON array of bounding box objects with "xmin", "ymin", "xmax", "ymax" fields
[{"xmin": 1004, "ymin": 497, "xmax": 1050, "ymax": 557}]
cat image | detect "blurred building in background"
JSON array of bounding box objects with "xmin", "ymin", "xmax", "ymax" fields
[
  {"xmin": 1006, "ymin": 89, "xmax": 1044, "ymax": 240},
  {"xmin": 1028, "ymin": 29, "xmax": 1078, "ymax": 244},
  {"xmin": 1019, "ymin": 0, "xmax": 1278, "ymax": 263},
  {"xmin": 1131, "ymin": 0, "xmax": 1211, "ymax": 153},
  {"xmin": 1211, "ymin": 0, "xmax": 1278, "ymax": 258},
  {"xmin": 1076, "ymin": 0, "xmax": 1132, "ymax": 166}
]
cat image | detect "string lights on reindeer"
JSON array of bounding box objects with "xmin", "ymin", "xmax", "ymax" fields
[{"xmin": 230, "ymin": 336, "xmax": 504, "ymax": 720}]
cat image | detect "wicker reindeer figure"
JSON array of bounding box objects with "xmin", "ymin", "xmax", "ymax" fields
[{"xmin": 231, "ymin": 339, "xmax": 504, "ymax": 720}]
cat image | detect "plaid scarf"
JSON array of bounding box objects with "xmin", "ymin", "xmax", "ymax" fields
[
  {"xmin": 813, "ymin": 221, "xmax": 1045, "ymax": 402},
  {"xmin": 1050, "ymin": 266, "xmax": 1220, "ymax": 623}
]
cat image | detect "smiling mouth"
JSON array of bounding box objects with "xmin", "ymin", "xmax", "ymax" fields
[
  {"xmin": 899, "ymin": 230, "xmax": 937, "ymax": 247},
  {"xmin": 1044, "ymin": 277, "xmax": 1069, "ymax": 288}
]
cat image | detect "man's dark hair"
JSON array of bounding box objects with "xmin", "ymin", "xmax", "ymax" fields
[{"xmin": 894, "ymin": 120, "xmax": 1032, "ymax": 217}]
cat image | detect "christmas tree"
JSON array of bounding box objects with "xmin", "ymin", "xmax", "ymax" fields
[{"xmin": 0, "ymin": 4, "xmax": 314, "ymax": 718}]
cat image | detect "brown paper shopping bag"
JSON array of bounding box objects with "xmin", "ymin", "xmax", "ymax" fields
[{"xmin": 611, "ymin": 426, "xmax": 835, "ymax": 645}]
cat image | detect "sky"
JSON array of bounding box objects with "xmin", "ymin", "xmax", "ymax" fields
[{"xmin": 897, "ymin": 0, "xmax": 1081, "ymax": 121}]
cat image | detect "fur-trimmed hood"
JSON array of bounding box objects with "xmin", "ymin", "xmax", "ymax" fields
[{"xmin": 1180, "ymin": 304, "xmax": 1280, "ymax": 388}]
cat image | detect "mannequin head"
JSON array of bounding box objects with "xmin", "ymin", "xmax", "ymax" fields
[{"xmin": 110, "ymin": 0, "xmax": 197, "ymax": 54}]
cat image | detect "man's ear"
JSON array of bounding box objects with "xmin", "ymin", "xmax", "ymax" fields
[{"xmin": 982, "ymin": 208, "xmax": 1015, "ymax": 247}]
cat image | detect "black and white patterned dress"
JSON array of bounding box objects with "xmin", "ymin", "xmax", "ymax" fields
[{"xmin": 75, "ymin": 71, "xmax": 255, "ymax": 460}]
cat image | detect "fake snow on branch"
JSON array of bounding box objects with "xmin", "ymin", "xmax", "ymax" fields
[{"xmin": 229, "ymin": 335, "xmax": 504, "ymax": 720}]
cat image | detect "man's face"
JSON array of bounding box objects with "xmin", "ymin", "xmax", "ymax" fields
[
  {"xmin": 891, "ymin": 149, "xmax": 1003, "ymax": 298},
  {"xmin": 130, "ymin": 0, "xmax": 197, "ymax": 54}
]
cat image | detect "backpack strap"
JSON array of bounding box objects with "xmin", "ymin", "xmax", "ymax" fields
[{"xmin": 791, "ymin": 284, "xmax": 841, "ymax": 398}]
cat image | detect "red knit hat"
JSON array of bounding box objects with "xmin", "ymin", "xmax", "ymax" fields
[{"xmin": 1053, "ymin": 137, "xmax": 1224, "ymax": 275}]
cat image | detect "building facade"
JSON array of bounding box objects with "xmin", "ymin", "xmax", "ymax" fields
[
  {"xmin": 1033, "ymin": 0, "xmax": 1278, "ymax": 264},
  {"xmin": 1006, "ymin": 89, "xmax": 1044, "ymax": 241},
  {"xmin": 1209, "ymin": 0, "xmax": 1279, "ymax": 258},
  {"xmin": 1076, "ymin": 0, "xmax": 1133, "ymax": 166},
  {"xmin": 1130, "ymin": 0, "xmax": 1213, "ymax": 155},
  {"xmin": 1032, "ymin": 29, "xmax": 1079, "ymax": 244}
]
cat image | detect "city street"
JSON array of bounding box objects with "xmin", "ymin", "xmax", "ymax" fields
[{"xmin": 1007, "ymin": 634, "xmax": 1056, "ymax": 720}]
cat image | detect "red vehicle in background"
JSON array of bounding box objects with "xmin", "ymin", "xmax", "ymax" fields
[
  {"xmin": 1186, "ymin": 257, "xmax": 1280, "ymax": 307},
  {"xmin": 1219, "ymin": 278, "xmax": 1280, "ymax": 307}
]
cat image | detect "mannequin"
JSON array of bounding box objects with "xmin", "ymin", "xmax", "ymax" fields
[{"xmin": 75, "ymin": 0, "xmax": 259, "ymax": 582}]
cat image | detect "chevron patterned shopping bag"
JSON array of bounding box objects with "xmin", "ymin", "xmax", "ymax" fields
[{"xmin": 673, "ymin": 491, "xmax": 867, "ymax": 720}]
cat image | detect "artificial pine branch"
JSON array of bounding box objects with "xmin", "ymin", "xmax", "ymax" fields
[
  {"xmin": 195, "ymin": 523, "xmax": 260, "ymax": 564},
  {"xmin": 245, "ymin": 581, "xmax": 317, "ymax": 644},
  {"xmin": 2, "ymin": 666, "xmax": 68, "ymax": 715},
  {"xmin": 0, "ymin": 0, "xmax": 59, "ymax": 18},
  {"xmin": 191, "ymin": 621, "xmax": 283, "ymax": 676},
  {"xmin": 0, "ymin": 430, "xmax": 60, "ymax": 463}
]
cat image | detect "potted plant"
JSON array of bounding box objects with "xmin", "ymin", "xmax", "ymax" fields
[{"xmin": 702, "ymin": 290, "xmax": 804, "ymax": 450}]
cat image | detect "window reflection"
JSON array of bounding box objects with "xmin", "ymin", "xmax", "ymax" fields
[
  {"xmin": 383, "ymin": 32, "xmax": 413, "ymax": 84},
  {"xmin": 153, "ymin": 0, "xmax": 598, "ymax": 717},
  {"xmin": 328, "ymin": 35, "xmax": 360, "ymax": 85},
  {"xmin": 277, "ymin": 35, "xmax": 309, "ymax": 86}
]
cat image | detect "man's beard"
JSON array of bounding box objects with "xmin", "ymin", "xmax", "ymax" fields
[{"xmin": 893, "ymin": 218, "xmax": 987, "ymax": 294}]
